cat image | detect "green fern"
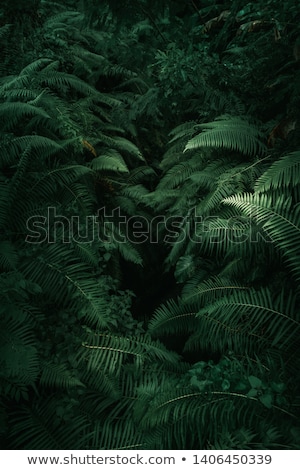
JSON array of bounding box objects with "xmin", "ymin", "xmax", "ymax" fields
[
  {"xmin": 184, "ymin": 115, "xmax": 267, "ymax": 157},
  {"xmin": 0, "ymin": 241, "xmax": 18, "ymax": 270},
  {"xmin": 0, "ymin": 135, "xmax": 63, "ymax": 168},
  {"xmin": 39, "ymin": 362, "xmax": 85, "ymax": 389},
  {"xmin": 90, "ymin": 151, "xmax": 129, "ymax": 174},
  {"xmin": 223, "ymin": 193, "xmax": 300, "ymax": 283},
  {"xmin": 20, "ymin": 244, "xmax": 111, "ymax": 328},
  {"xmin": 255, "ymin": 151, "xmax": 300, "ymax": 193},
  {"xmin": 8, "ymin": 398, "xmax": 90, "ymax": 449},
  {"xmin": 78, "ymin": 331, "xmax": 181, "ymax": 377},
  {"xmin": 0, "ymin": 102, "xmax": 50, "ymax": 131}
]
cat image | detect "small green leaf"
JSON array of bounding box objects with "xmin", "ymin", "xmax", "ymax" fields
[
  {"xmin": 221, "ymin": 379, "xmax": 230, "ymax": 391},
  {"xmin": 259, "ymin": 393, "xmax": 273, "ymax": 409},
  {"xmin": 103, "ymin": 252, "xmax": 111, "ymax": 262},
  {"xmin": 175, "ymin": 255, "xmax": 195, "ymax": 282},
  {"xmin": 248, "ymin": 375, "xmax": 262, "ymax": 389}
]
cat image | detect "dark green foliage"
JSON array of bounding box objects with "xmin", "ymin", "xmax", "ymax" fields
[{"xmin": 0, "ymin": 0, "xmax": 300, "ymax": 451}]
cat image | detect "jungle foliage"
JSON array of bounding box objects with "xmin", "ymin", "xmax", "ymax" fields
[{"xmin": 0, "ymin": 0, "xmax": 300, "ymax": 449}]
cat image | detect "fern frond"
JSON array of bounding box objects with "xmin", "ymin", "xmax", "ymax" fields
[
  {"xmin": 187, "ymin": 287, "xmax": 300, "ymax": 355},
  {"xmin": 121, "ymin": 184, "xmax": 149, "ymax": 202},
  {"xmin": 0, "ymin": 136, "xmax": 63, "ymax": 168},
  {"xmin": 116, "ymin": 237, "xmax": 143, "ymax": 265},
  {"xmin": 91, "ymin": 151, "xmax": 129, "ymax": 174},
  {"xmin": 223, "ymin": 193, "xmax": 300, "ymax": 282},
  {"xmin": 19, "ymin": 58, "xmax": 53, "ymax": 76},
  {"xmin": 21, "ymin": 245, "xmax": 110, "ymax": 328},
  {"xmin": 39, "ymin": 362, "xmax": 85, "ymax": 389},
  {"xmin": 255, "ymin": 151, "xmax": 300, "ymax": 193},
  {"xmin": 78, "ymin": 331, "xmax": 181, "ymax": 377},
  {"xmin": 96, "ymin": 418, "xmax": 143, "ymax": 450},
  {"xmin": 28, "ymin": 164, "xmax": 92, "ymax": 200},
  {"xmin": 181, "ymin": 276, "xmax": 247, "ymax": 303},
  {"xmin": 74, "ymin": 241, "xmax": 99, "ymax": 267},
  {"xmin": 184, "ymin": 116, "xmax": 267, "ymax": 157},
  {"xmin": 0, "ymin": 241, "xmax": 18, "ymax": 270},
  {"xmin": 138, "ymin": 384, "xmax": 275, "ymax": 449},
  {"xmin": 0, "ymin": 102, "xmax": 50, "ymax": 131},
  {"xmin": 111, "ymin": 136, "xmax": 145, "ymax": 162},
  {"xmin": 168, "ymin": 121, "xmax": 198, "ymax": 144},
  {"xmin": 8, "ymin": 398, "xmax": 90, "ymax": 449},
  {"xmin": 157, "ymin": 162, "xmax": 197, "ymax": 190},
  {"xmin": 0, "ymin": 88, "xmax": 38, "ymax": 101},
  {"xmin": 148, "ymin": 298, "xmax": 200, "ymax": 337},
  {"xmin": 40, "ymin": 71, "xmax": 98, "ymax": 96}
]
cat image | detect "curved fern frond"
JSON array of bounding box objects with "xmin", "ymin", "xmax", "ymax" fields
[
  {"xmin": 168, "ymin": 121, "xmax": 198, "ymax": 144},
  {"xmin": 187, "ymin": 287, "xmax": 300, "ymax": 355},
  {"xmin": 120, "ymin": 184, "xmax": 149, "ymax": 203},
  {"xmin": 39, "ymin": 362, "xmax": 85, "ymax": 389},
  {"xmin": 28, "ymin": 164, "xmax": 93, "ymax": 199},
  {"xmin": 138, "ymin": 382, "xmax": 285, "ymax": 449},
  {"xmin": 223, "ymin": 193, "xmax": 300, "ymax": 282},
  {"xmin": 126, "ymin": 166, "xmax": 156, "ymax": 185},
  {"xmin": 0, "ymin": 241, "xmax": 18, "ymax": 270},
  {"xmin": 149, "ymin": 277, "xmax": 249, "ymax": 339},
  {"xmin": 184, "ymin": 116, "xmax": 267, "ymax": 157},
  {"xmin": 255, "ymin": 151, "xmax": 300, "ymax": 193},
  {"xmin": 40, "ymin": 71, "xmax": 98, "ymax": 96},
  {"xmin": 78, "ymin": 331, "xmax": 181, "ymax": 377},
  {"xmin": 91, "ymin": 151, "xmax": 129, "ymax": 174},
  {"xmin": 148, "ymin": 298, "xmax": 200, "ymax": 337},
  {"xmin": 0, "ymin": 136, "xmax": 63, "ymax": 168},
  {"xmin": 19, "ymin": 58, "xmax": 54, "ymax": 76},
  {"xmin": 157, "ymin": 162, "xmax": 198, "ymax": 190},
  {"xmin": 182, "ymin": 276, "xmax": 247, "ymax": 303},
  {"xmin": 8, "ymin": 398, "xmax": 90, "ymax": 449},
  {"xmin": 21, "ymin": 244, "xmax": 110, "ymax": 328}
]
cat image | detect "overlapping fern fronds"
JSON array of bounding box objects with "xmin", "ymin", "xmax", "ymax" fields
[{"xmin": 184, "ymin": 115, "xmax": 267, "ymax": 157}]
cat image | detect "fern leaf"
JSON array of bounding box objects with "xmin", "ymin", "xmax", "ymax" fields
[
  {"xmin": 223, "ymin": 193, "xmax": 300, "ymax": 282},
  {"xmin": 41, "ymin": 71, "xmax": 98, "ymax": 96},
  {"xmin": 39, "ymin": 362, "xmax": 85, "ymax": 388},
  {"xmin": 255, "ymin": 151, "xmax": 300, "ymax": 192},
  {"xmin": 91, "ymin": 152, "xmax": 129, "ymax": 173},
  {"xmin": 19, "ymin": 58, "xmax": 53, "ymax": 76},
  {"xmin": 0, "ymin": 136, "xmax": 63, "ymax": 168},
  {"xmin": 148, "ymin": 298, "xmax": 200, "ymax": 337},
  {"xmin": 168, "ymin": 121, "xmax": 199, "ymax": 144},
  {"xmin": 0, "ymin": 102, "xmax": 50, "ymax": 131},
  {"xmin": 79, "ymin": 332, "xmax": 181, "ymax": 377},
  {"xmin": 0, "ymin": 241, "xmax": 18, "ymax": 270},
  {"xmin": 184, "ymin": 116, "xmax": 267, "ymax": 157},
  {"xmin": 157, "ymin": 162, "xmax": 196, "ymax": 190},
  {"xmin": 188, "ymin": 287, "xmax": 300, "ymax": 355},
  {"xmin": 9, "ymin": 398, "xmax": 90, "ymax": 449}
]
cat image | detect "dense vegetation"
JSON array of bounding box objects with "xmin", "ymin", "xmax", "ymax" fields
[{"xmin": 1, "ymin": 0, "xmax": 300, "ymax": 449}]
